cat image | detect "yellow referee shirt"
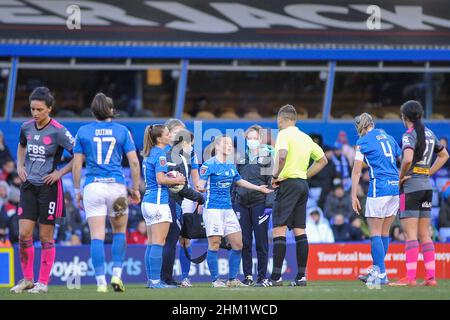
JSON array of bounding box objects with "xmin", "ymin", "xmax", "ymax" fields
[{"xmin": 275, "ymin": 126, "xmax": 324, "ymax": 179}]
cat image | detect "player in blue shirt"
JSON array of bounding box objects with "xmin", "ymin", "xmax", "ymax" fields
[
  {"xmin": 351, "ymin": 113, "xmax": 401, "ymax": 285},
  {"xmin": 197, "ymin": 135, "xmax": 272, "ymax": 288},
  {"xmin": 161, "ymin": 119, "xmax": 201, "ymax": 287},
  {"xmin": 141, "ymin": 124, "xmax": 185, "ymax": 289},
  {"xmin": 72, "ymin": 93, "xmax": 141, "ymax": 293}
]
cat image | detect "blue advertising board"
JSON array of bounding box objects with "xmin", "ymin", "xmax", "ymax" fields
[{"xmin": 11, "ymin": 244, "xmax": 293, "ymax": 286}]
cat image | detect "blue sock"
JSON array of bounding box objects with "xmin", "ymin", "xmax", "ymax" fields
[
  {"xmin": 145, "ymin": 245, "xmax": 152, "ymax": 281},
  {"xmin": 207, "ymin": 250, "xmax": 219, "ymax": 282},
  {"xmin": 150, "ymin": 244, "xmax": 163, "ymax": 282},
  {"xmin": 371, "ymin": 236, "xmax": 386, "ymax": 274},
  {"xmin": 180, "ymin": 246, "xmax": 192, "ymax": 279},
  {"xmin": 229, "ymin": 250, "xmax": 242, "ymax": 280},
  {"xmin": 112, "ymin": 233, "xmax": 126, "ymax": 269},
  {"xmin": 90, "ymin": 239, "xmax": 105, "ymax": 276},
  {"xmin": 381, "ymin": 236, "xmax": 390, "ymax": 258}
]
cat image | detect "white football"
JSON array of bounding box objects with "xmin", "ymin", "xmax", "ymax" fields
[{"xmin": 167, "ymin": 171, "xmax": 184, "ymax": 193}]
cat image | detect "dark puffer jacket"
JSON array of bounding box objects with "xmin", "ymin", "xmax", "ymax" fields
[{"xmin": 233, "ymin": 145, "xmax": 275, "ymax": 208}]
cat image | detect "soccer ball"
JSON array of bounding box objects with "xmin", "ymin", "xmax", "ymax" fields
[{"xmin": 166, "ymin": 171, "xmax": 184, "ymax": 193}]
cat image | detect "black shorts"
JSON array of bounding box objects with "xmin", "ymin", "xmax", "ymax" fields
[
  {"xmin": 272, "ymin": 178, "xmax": 309, "ymax": 229},
  {"xmin": 399, "ymin": 190, "xmax": 433, "ymax": 219},
  {"xmin": 18, "ymin": 180, "xmax": 65, "ymax": 225}
]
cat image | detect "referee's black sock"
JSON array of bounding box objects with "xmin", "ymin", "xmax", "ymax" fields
[
  {"xmin": 295, "ymin": 234, "xmax": 309, "ymax": 280},
  {"xmin": 270, "ymin": 236, "xmax": 286, "ymax": 281}
]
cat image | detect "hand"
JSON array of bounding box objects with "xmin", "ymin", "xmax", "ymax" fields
[
  {"xmin": 18, "ymin": 166, "xmax": 27, "ymax": 183},
  {"xmin": 130, "ymin": 189, "xmax": 141, "ymax": 204},
  {"xmin": 400, "ymin": 176, "xmax": 411, "ymax": 187},
  {"xmin": 196, "ymin": 185, "xmax": 206, "ymax": 193},
  {"xmin": 271, "ymin": 177, "xmax": 285, "ymax": 189},
  {"xmin": 43, "ymin": 170, "xmax": 62, "ymax": 185},
  {"xmin": 352, "ymin": 196, "xmax": 361, "ymax": 215},
  {"xmin": 258, "ymin": 185, "xmax": 274, "ymax": 194},
  {"xmin": 75, "ymin": 191, "xmax": 84, "ymax": 210},
  {"xmin": 174, "ymin": 175, "xmax": 186, "ymax": 185}
]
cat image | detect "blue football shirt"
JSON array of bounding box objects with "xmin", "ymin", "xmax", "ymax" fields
[
  {"xmin": 200, "ymin": 156, "xmax": 241, "ymax": 210},
  {"xmin": 355, "ymin": 128, "xmax": 401, "ymax": 197},
  {"xmin": 74, "ymin": 121, "xmax": 136, "ymax": 186},
  {"xmin": 142, "ymin": 146, "xmax": 170, "ymax": 205}
]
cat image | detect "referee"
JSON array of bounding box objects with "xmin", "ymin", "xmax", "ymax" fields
[{"xmin": 270, "ymin": 105, "xmax": 328, "ymax": 287}]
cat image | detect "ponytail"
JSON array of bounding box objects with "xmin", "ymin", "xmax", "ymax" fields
[
  {"xmin": 400, "ymin": 100, "xmax": 426, "ymax": 164},
  {"xmin": 412, "ymin": 119, "xmax": 426, "ymax": 164},
  {"xmin": 142, "ymin": 124, "xmax": 166, "ymax": 157}
]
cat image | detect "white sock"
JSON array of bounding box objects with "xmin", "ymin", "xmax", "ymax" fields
[
  {"xmin": 112, "ymin": 267, "xmax": 122, "ymax": 279},
  {"xmin": 96, "ymin": 275, "xmax": 107, "ymax": 286}
]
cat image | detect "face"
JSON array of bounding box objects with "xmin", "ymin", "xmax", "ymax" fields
[
  {"xmin": 216, "ymin": 137, "xmax": 234, "ymax": 156},
  {"xmin": 246, "ymin": 130, "xmax": 260, "ymax": 150},
  {"xmin": 246, "ymin": 130, "xmax": 259, "ymax": 142},
  {"xmin": 277, "ymin": 116, "xmax": 286, "ymax": 130},
  {"xmin": 2, "ymin": 161, "xmax": 14, "ymax": 174},
  {"xmin": 138, "ymin": 221, "xmax": 147, "ymax": 235},
  {"xmin": 334, "ymin": 214, "xmax": 344, "ymax": 225},
  {"xmin": 311, "ymin": 212, "xmax": 320, "ymax": 223},
  {"xmin": 181, "ymin": 140, "xmax": 194, "ymax": 154},
  {"xmin": 0, "ymin": 186, "xmax": 6, "ymax": 198},
  {"xmin": 158, "ymin": 127, "xmax": 171, "ymax": 146},
  {"xmin": 13, "ymin": 176, "xmax": 22, "ymax": 186},
  {"xmin": 351, "ymin": 218, "xmax": 361, "ymax": 228},
  {"xmin": 70, "ymin": 235, "xmax": 81, "ymax": 245},
  {"xmin": 169, "ymin": 125, "xmax": 184, "ymax": 143},
  {"xmin": 333, "ymin": 148, "xmax": 342, "ymax": 157},
  {"xmin": 325, "ymin": 150, "xmax": 333, "ymax": 160},
  {"xmin": 30, "ymin": 100, "xmax": 51, "ymax": 123},
  {"xmin": 334, "ymin": 187, "xmax": 344, "ymax": 198},
  {"xmin": 401, "ymin": 113, "xmax": 408, "ymax": 128}
]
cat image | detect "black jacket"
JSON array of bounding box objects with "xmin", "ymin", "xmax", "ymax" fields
[
  {"xmin": 233, "ymin": 147, "xmax": 275, "ymax": 208},
  {"xmin": 166, "ymin": 149, "xmax": 204, "ymax": 206}
]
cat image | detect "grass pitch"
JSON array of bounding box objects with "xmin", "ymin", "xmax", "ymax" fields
[{"xmin": 1, "ymin": 280, "xmax": 449, "ymax": 300}]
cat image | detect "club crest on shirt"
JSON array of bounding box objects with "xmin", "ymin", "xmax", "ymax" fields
[
  {"xmin": 159, "ymin": 156, "xmax": 167, "ymax": 166},
  {"xmin": 200, "ymin": 165, "xmax": 208, "ymax": 176},
  {"xmin": 402, "ymin": 136, "xmax": 410, "ymax": 145},
  {"xmin": 65, "ymin": 130, "xmax": 75, "ymax": 145}
]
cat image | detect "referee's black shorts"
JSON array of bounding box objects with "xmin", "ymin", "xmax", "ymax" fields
[
  {"xmin": 272, "ymin": 178, "xmax": 309, "ymax": 229},
  {"xmin": 18, "ymin": 180, "xmax": 65, "ymax": 225}
]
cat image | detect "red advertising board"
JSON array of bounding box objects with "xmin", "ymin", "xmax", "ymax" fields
[{"xmin": 307, "ymin": 243, "xmax": 450, "ymax": 281}]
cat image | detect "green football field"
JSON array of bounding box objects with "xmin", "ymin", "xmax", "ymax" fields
[{"xmin": 1, "ymin": 280, "xmax": 449, "ymax": 300}]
